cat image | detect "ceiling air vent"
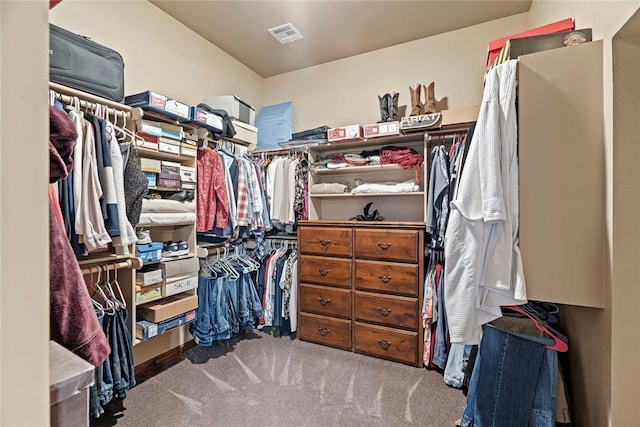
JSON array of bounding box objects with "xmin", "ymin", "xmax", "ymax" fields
[{"xmin": 268, "ymin": 23, "xmax": 304, "ymax": 44}]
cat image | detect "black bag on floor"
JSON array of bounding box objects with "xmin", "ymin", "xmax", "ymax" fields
[{"xmin": 49, "ymin": 24, "xmax": 125, "ymax": 102}]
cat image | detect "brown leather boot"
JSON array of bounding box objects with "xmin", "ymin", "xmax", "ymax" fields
[
  {"xmin": 409, "ymin": 83, "xmax": 422, "ymax": 116},
  {"xmin": 423, "ymin": 82, "xmax": 439, "ymax": 114}
]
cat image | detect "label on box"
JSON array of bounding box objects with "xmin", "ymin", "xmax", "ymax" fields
[
  {"xmin": 165, "ymin": 99, "xmax": 190, "ymax": 119},
  {"xmin": 181, "ymin": 182, "xmax": 196, "ymax": 190},
  {"xmin": 328, "ymin": 125, "xmax": 363, "ymax": 142},
  {"xmin": 363, "ymin": 122, "xmax": 400, "ymax": 138},
  {"xmin": 149, "ymin": 92, "xmax": 167, "ymax": 110},
  {"xmin": 158, "ymin": 142, "xmax": 181, "ymax": 155},
  {"xmin": 163, "ymin": 274, "xmax": 198, "ymax": 297}
]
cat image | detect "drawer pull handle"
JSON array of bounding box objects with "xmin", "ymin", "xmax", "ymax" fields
[
  {"xmin": 318, "ymin": 297, "xmax": 331, "ymax": 306},
  {"xmin": 318, "ymin": 238, "xmax": 331, "ymax": 246},
  {"xmin": 318, "ymin": 269, "xmax": 330, "ymax": 276},
  {"xmin": 377, "ymin": 242, "xmax": 391, "ymax": 250},
  {"xmin": 318, "ymin": 327, "xmax": 330, "ymax": 336},
  {"xmin": 377, "ymin": 340, "xmax": 391, "ymax": 350},
  {"xmin": 377, "ymin": 307, "xmax": 391, "ymax": 316},
  {"xmin": 378, "ymin": 275, "xmax": 392, "ymax": 283}
]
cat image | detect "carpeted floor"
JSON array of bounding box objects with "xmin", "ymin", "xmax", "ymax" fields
[{"xmin": 93, "ymin": 330, "xmax": 466, "ymax": 427}]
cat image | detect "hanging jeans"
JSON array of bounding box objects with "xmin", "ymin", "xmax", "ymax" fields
[
  {"xmin": 443, "ymin": 343, "xmax": 472, "ymax": 388},
  {"xmin": 462, "ymin": 324, "xmax": 558, "ymax": 427},
  {"xmin": 191, "ymin": 272, "xmax": 231, "ymax": 345}
]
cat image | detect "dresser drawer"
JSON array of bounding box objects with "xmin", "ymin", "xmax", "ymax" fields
[
  {"xmin": 354, "ymin": 228, "xmax": 420, "ymax": 263},
  {"xmin": 299, "ymin": 255, "xmax": 351, "ymax": 288},
  {"xmin": 298, "ymin": 313, "xmax": 352, "ymax": 351},
  {"xmin": 299, "ymin": 226, "xmax": 352, "ymax": 257},
  {"xmin": 300, "ymin": 284, "xmax": 352, "ymax": 319},
  {"xmin": 354, "ymin": 322, "xmax": 418, "ymax": 365},
  {"xmin": 354, "ymin": 260, "xmax": 419, "ymax": 297},
  {"xmin": 354, "ymin": 291, "xmax": 418, "ymax": 331}
]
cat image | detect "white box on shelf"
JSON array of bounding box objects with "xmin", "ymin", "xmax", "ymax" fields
[
  {"xmin": 136, "ymin": 268, "xmax": 163, "ymax": 286},
  {"xmin": 161, "ymin": 257, "xmax": 199, "ymax": 279},
  {"xmin": 202, "ymin": 95, "xmax": 255, "ymax": 126},
  {"xmin": 162, "ymin": 273, "xmax": 198, "ymax": 297},
  {"xmin": 231, "ymin": 119, "xmax": 258, "ymax": 146},
  {"xmin": 158, "ymin": 141, "xmax": 181, "ymax": 155}
]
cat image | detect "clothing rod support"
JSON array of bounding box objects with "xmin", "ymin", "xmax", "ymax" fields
[{"xmin": 81, "ymin": 258, "xmax": 142, "ymax": 275}]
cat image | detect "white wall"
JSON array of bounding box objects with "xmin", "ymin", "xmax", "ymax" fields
[
  {"xmin": 527, "ymin": 2, "xmax": 640, "ymax": 426},
  {"xmin": 49, "ymin": 0, "xmax": 264, "ymax": 109},
  {"xmin": 263, "ymin": 13, "xmax": 529, "ymax": 132},
  {"xmin": 0, "ymin": 0, "xmax": 50, "ymax": 425}
]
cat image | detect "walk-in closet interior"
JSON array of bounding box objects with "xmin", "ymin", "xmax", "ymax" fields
[{"xmin": 1, "ymin": 1, "xmax": 639, "ymax": 426}]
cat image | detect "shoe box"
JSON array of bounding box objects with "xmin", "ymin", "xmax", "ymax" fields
[
  {"xmin": 136, "ymin": 309, "xmax": 197, "ymax": 340},
  {"xmin": 136, "ymin": 267, "xmax": 163, "ymax": 286},
  {"xmin": 363, "ymin": 121, "xmax": 400, "ymax": 138},
  {"xmin": 137, "ymin": 293, "xmax": 198, "ymax": 323},
  {"xmin": 328, "ymin": 125, "xmax": 364, "ymax": 143},
  {"xmin": 136, "ymin": 242, "xmax": 163, "ymax": 263},
  {"xmin": 161, "ymin": 257, "xmax": 199, "ymax": 297},
  {"xmin": 135, "ymin": 283, "xmax": 162, "ymax": 303},
  {"xmin": 125, "ymin": 91, "xmax": 191, "ymax": 122},
  {"xmin": 184, "ymin": 106, "xmax": 224, "ymax": 134},
  {"xmin": 400, "ymin": 113, "xmax": 442, "ymax": 133},
  {"xmin": 180, "ymin": 166, "xmax": 196, "ymax": 188},
  {"xmin": 231, "ymin": 119, "xmax": 258, "ymax": 147}
]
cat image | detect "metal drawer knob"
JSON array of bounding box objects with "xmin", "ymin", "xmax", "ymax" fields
[
  {"xmin": 318, "ymin": 238, "xmax": 331, "ymax": 246},
  {"xmin": 377, "ymin": 340, "xmax": 391, "ymax": 350},
  {"xmin": 378, "ymin": 275, "xmax": 392, "ymax": 283},
  {"xmin": 377, "ymin": 307, "xmax": 391, "ymax": 316},
  {"xmin": 318, "ymin": 327, "xmax": 330, "ymax": 336},
  {"xmin": 377, "ymin": 242, "xmax": 391, "ymax": 250},
  {"xmin": 318, "ymin": 297, "xmax": 331, "ymax": 306},
  {"xmin": 318, "ymin": 269, "xmax": 330, "ymax": 276}
]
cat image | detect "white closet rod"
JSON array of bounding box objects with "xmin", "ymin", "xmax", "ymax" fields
[{"xmin": 80, "ymin": 258, "xmax": 142, "ymax": 275}]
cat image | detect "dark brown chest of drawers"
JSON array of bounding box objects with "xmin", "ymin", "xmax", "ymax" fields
[{"xmin": 297, "ymin": 220, "xmax": 424, "ymax": 367}]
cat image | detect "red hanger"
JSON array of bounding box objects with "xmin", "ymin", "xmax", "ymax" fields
[{"xmin": 503, "ymin": 305, "xmax": 569, "ymax": 353}]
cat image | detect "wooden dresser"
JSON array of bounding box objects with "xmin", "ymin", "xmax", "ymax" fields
[{"xmin": 297, "ymin": 220, "xmax": 424, "ymax": 367}]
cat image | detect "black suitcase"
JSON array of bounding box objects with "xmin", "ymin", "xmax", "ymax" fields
[{"xmin": 49, "ymin": 24, "xmax": 125, "ymax": 102}]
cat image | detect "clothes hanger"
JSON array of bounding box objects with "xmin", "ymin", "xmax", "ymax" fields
[
  {"xmin": 109, "ymin": 263, "xmax": 127, "ymax": 310},
  {"xmin": 503, "ymin": 305, "xmax": 569, "ymax": 352},
  {"xmin": 89, "ymin": 267, "xmax": 116, "ymax": 315}
]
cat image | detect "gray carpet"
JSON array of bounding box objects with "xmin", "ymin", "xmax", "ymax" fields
[{"xmin": 93, "ymin": 331, "xmax": 466, "ymax": 426}]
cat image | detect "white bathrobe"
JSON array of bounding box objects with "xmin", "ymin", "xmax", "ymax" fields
[{"xmin": 444, "ymin": 59, "xmax": 527, "ymax": 344}]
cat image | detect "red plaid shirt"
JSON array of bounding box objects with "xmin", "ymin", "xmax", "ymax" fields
[{"xmin": 236, "ymin": 159, "xmax": 249, "ymax": 226}]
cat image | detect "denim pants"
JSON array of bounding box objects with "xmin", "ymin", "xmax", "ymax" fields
[
  {"xmin": 432, "ymin": 271, "xmax": 449, "ymax": 369},
  {"xmin": 192, "ymin": 276, "xmax": 215, "ymax": 346},
  {"xmin": 462, "ymin": 325, "xmax": 558, "ymax": 427}
]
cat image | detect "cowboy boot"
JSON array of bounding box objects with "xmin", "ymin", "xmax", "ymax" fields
[
  {"xmin": 409, "ymin": 83, "xmax": 422, "ymax": 116},
  {"xmin": 387, "ymin": 92, "xmax": 399, "ymax": 122},
  {"xmin": 377, "ymin": 93, "xmax": 390, "ymax": 123},
  {"xmin": 423, "ymin": 82, "xmax": 439, "ymax": 114}
]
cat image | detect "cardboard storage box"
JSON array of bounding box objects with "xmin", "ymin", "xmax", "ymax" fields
[
  {"xmin": 158, "ymin": 141, "xmax": 181, "ymax": 155},
  {"xmin": 400, "ymin": 113, "xmax": 442, "ymax": 133},
  {"xmin": 139, "ymin": 120, "xmax": 163, "ymax": 137},
  {"xmin": 440, "ymin": 106, "xmax": 480, "ymax": 127},
  {"xmin": 136, "ymin": 268, "xmax": 163, "ymax": 286},
  {"xmin": 487, "ymin": 17, "xmax": 574, "ymax": 68},
  {"xmin": 231, "ymin": 119, "xmax": 258, "ymax": 146},
  {"xmin": 506, "ymin": 28, "xmax": 592, "ymax": 59},
  {"xmin": 181, "ymin": 145, "xmax": 197, "ymax": 157},
  {"xmin": 163, "ymin": 273, "xmax": 198, "ymax": 297},
  {"xmin": 136, "ymin": 284, "xmax": 162, "ymax": 303},
  {"xmin": 328, "ymin": 125, "xmax": 364, "ymax": 142},
  {"xmin": 140, "ymin": 158, "xmax": 161, "ymax": 174},
  {"xmin": 125, "ymin": 91, "xmax": 191, "ymax": 122},
  {"xmin": 180, "ymin": 166, "xmax": 196, "ymax": 183},
  {"xmin": 160, "ymin": 122, "xmax": 184, "ymax": 141},
  {"xmin": 158, "ymin": 177, "xmax": 181, "ymax": 188},
  {"xmin": 202, "ymin": 95, "xmax": 256, "ymax": 126},
  {"xmin": 159, "ymin": 136, "xmax": 181, "ymax": 147},
  {"xmin": 161, "ymin": 161, "xmax": 181, "ymax": 176},
  {"xmin": 137, "ymin": 293, "xmax": 198, "ymax": 323},
  {"xmin": 136, "ymin": 309, "xmax": 196, "ymax": 340},
  {"xmin": 363, "ymin": 122, "xmax": 400, "ymax": 138},
  {"xmin": 162, "ymin": 257, "xmax": 199, "ymax": 279},
  {"xmin": 181, "ymin": 182, "xmax": 196, "ymax": 190},
  {"xmin": 137, "ymin": 133, "xmax": 159, "ymax": 151}
]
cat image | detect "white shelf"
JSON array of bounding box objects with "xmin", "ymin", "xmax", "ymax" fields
[
  {"xmin": 315, "ymin": 164, "xmax": 409, "ymax": 174},
  {"xmin": 310, "ymin": 191, "xmax": 425, "ymax": 198}
]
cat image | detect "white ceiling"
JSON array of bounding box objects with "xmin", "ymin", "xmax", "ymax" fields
[{"xmin": 151, "ymin": 0, "xmax": 532, "ymax": 78}]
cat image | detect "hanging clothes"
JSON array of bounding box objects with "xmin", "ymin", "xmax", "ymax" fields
[
  {"xmin": 444, "ymin": 59, "xmax": 526, "ymax": 345},
  {"xmin": 425, "ymin": 145, "xmax": 450, "ymax": 249},
  {"xmin": 48, "ymin": 105, "xmax": 110, "ymax": 367}
]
